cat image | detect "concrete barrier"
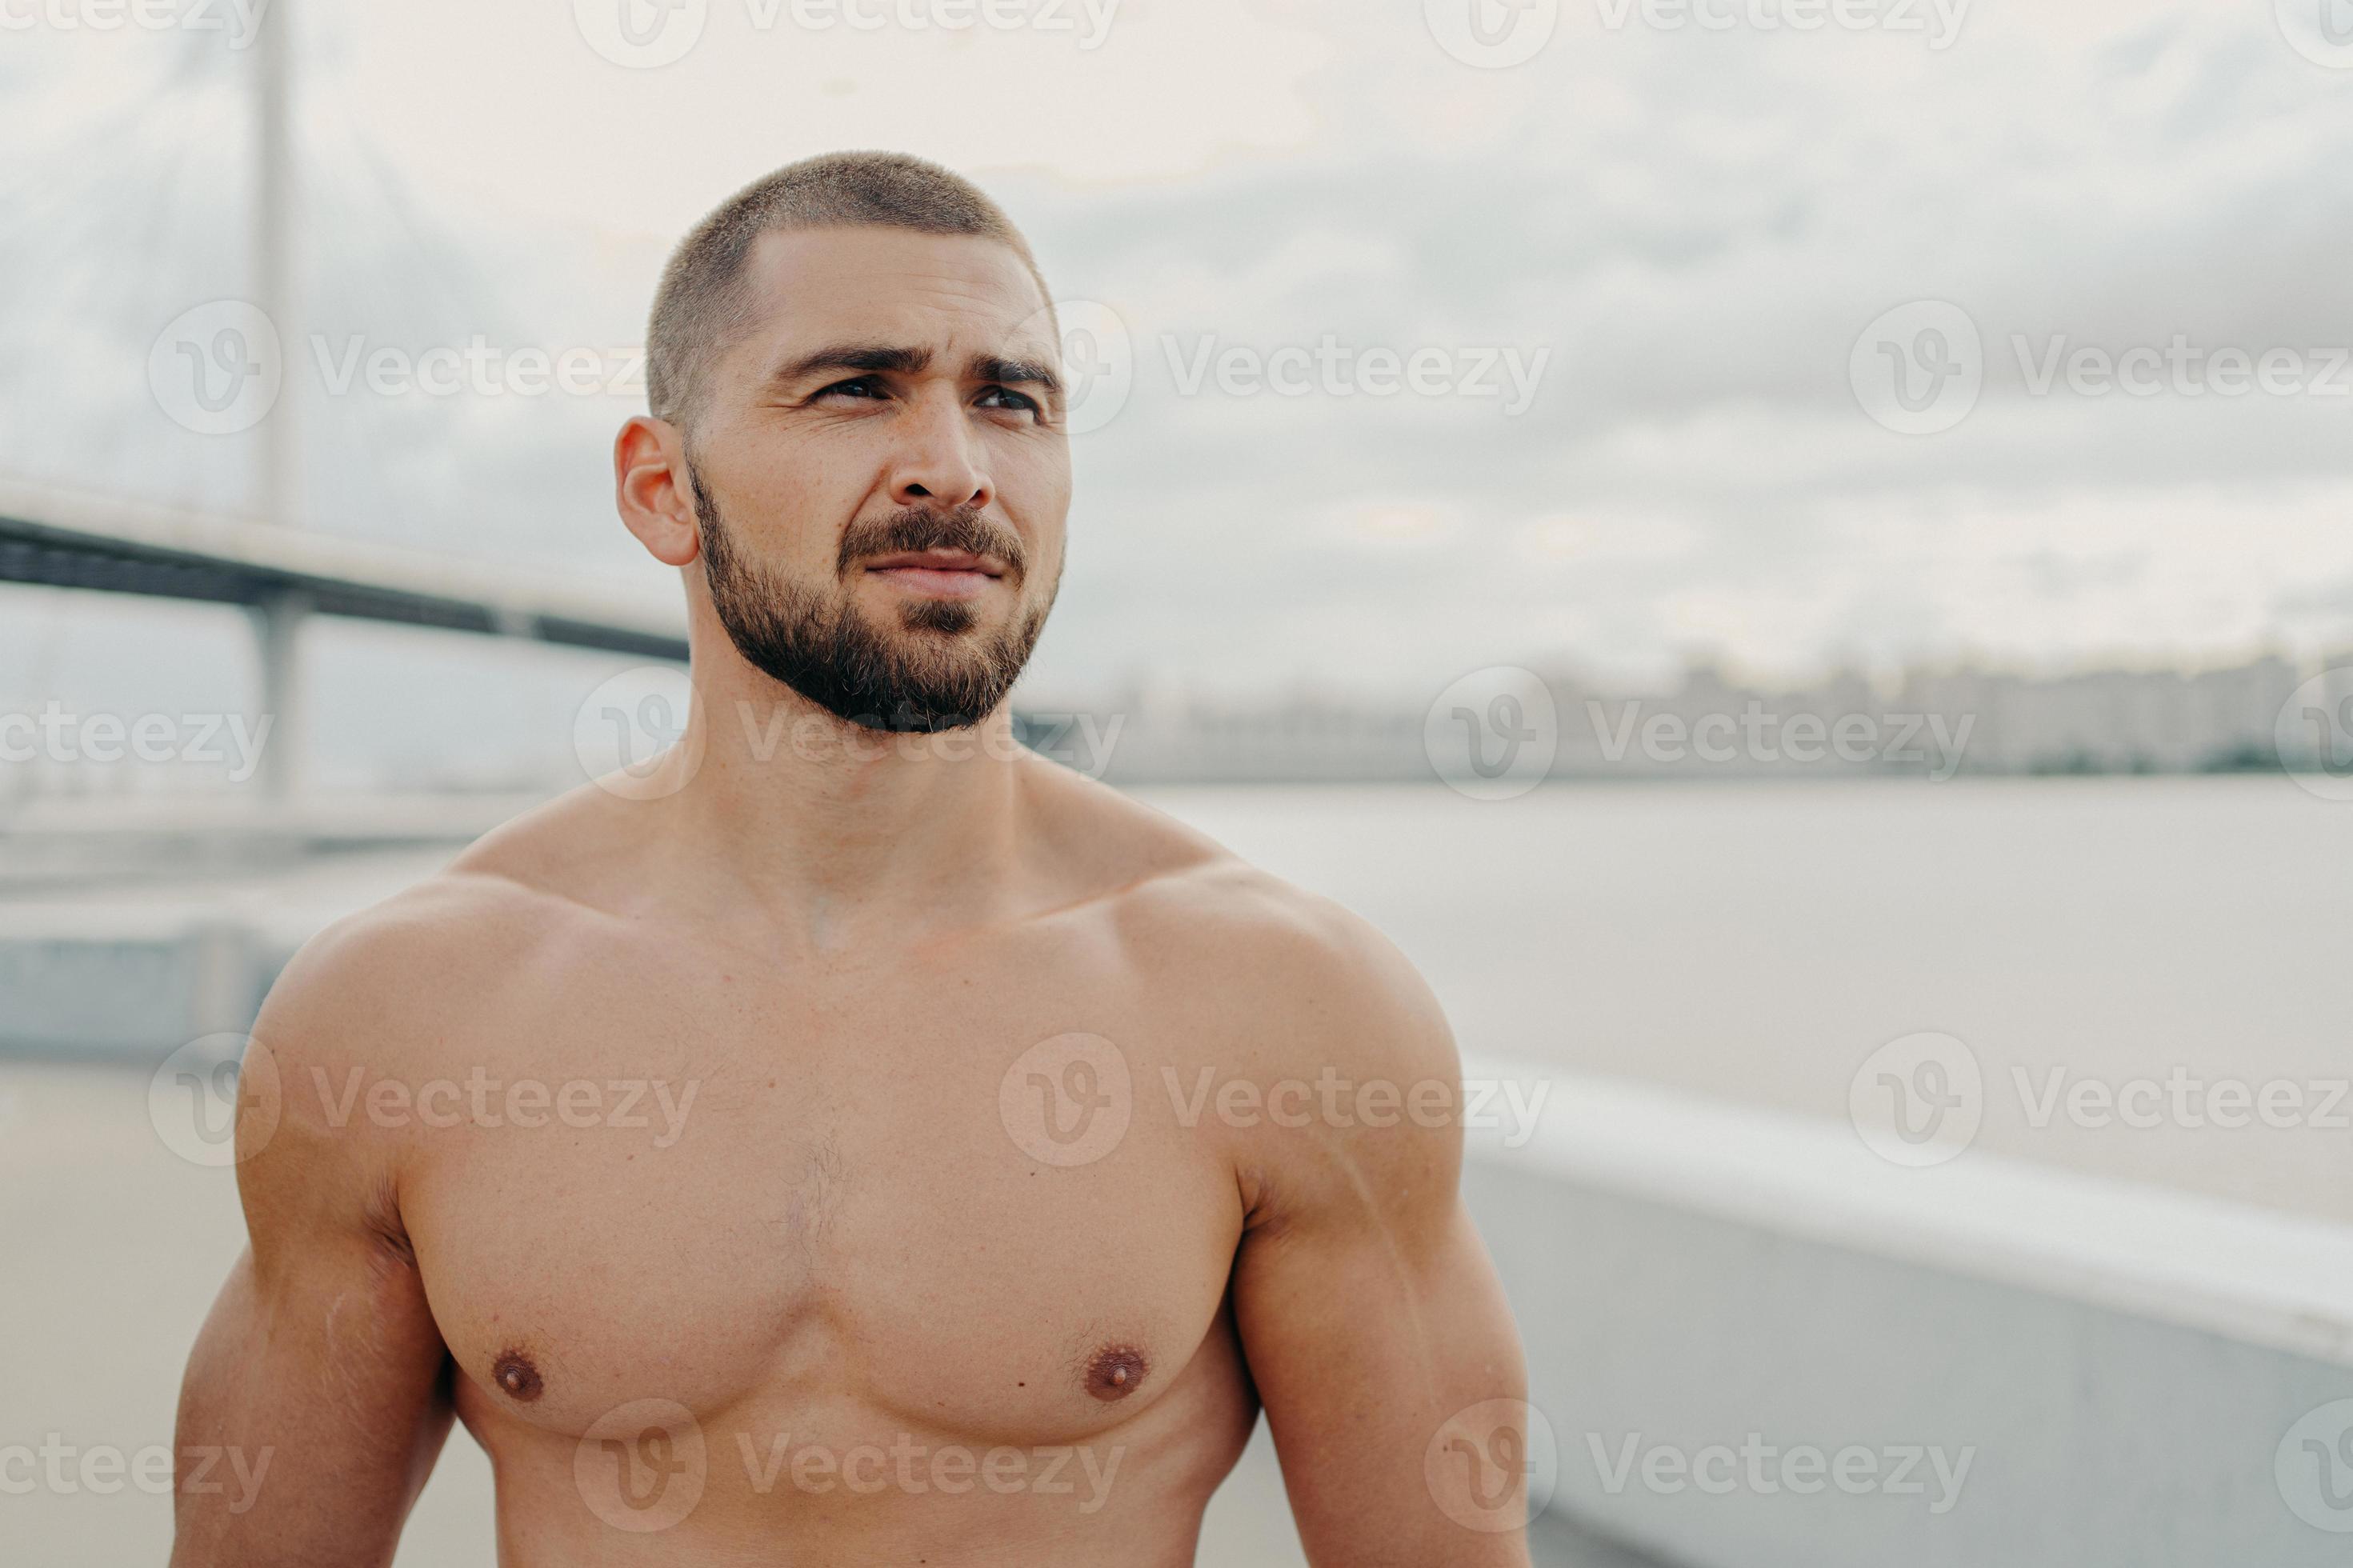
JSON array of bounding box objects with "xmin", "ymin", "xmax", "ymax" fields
[
  {"xmin": 0, "ymin": 912, "xmax": 291, "ymax": 1058},
  {"xmin": 1460, "ymin": 1060, "xmax": 2353, "ymax": 1567}
]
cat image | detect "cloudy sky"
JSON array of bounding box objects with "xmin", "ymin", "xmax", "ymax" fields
[{"xmin": 6, "ymin": 0, "xmax": 2353, "ymax": 778}]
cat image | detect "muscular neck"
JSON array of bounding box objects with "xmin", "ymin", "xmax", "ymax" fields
[{"xmin": 643, "ymin": 638, "xmax": 1033, "ymax": 952}]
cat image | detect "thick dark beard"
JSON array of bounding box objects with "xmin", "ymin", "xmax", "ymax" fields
[{"xmin": 692, "ymin": 470, "xmax": 1050, "ymax": 734}]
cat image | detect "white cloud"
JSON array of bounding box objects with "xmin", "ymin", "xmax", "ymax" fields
[{"xmin": 5, "ymin": 0, "xmax": 2351, "ymax": 733}]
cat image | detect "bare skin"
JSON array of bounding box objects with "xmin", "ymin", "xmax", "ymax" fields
[{"xmin": 171, "ymin": 219, "xmax": 1532, "ymax": 1566}]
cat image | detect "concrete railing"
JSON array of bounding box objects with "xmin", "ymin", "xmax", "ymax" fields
[
  {"xmin": 0, "ymin": 913, "xmax": 289, "ymax": 1057},
  {"xmin": 1459, "ymin": 1058, "xmax": 2353, "ymax": 1567}
]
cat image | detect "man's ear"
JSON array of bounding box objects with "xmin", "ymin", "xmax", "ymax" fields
[{"xmin": 615, "ymin": 415, "xmax": 701, "ymax": 567}]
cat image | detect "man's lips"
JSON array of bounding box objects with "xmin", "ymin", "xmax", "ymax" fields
[{"xmin": 861, "ymin": 549, "xmax": 1007, "ymax": 598}]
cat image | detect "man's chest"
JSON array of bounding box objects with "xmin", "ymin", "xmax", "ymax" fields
[{"xmin": 390, "ymin": 939, "xmax": 1246, "ymax": 1450}]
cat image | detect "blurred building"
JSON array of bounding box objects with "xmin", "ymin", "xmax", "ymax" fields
[{"xmin": 1070, "ymin": 655, "xmax": 2325, "ymax": 785}]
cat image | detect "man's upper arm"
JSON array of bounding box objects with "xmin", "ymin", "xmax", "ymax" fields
[
  {"xmin": 171, "ymin": 912, "xmax": 458, "ymax": 1568},
  {"xmin": 1224, "ymin": 898, "xmax": 1534, "ymax": 1567}
]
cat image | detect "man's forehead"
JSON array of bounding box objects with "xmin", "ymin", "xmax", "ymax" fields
[{"xmin": 741, "ymin": 226, "xmax": 1056, "ymax": 360}]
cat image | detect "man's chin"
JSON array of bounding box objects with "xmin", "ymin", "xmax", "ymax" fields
[
  {"xmin": 826, "ymin": 664, "xmax": 1010, "ymax": 732},
  {"xmin": 814, "ymin": 626, "xmax": 1020, "ymax": 733},
  {"xmin": 834, "ymin": 703, "xmax": 992, "ymax": 735}
]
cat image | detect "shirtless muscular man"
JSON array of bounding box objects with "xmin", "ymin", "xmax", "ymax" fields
[{"xmin": 170, "ymin": 150, "xmax": 1534, "ymax": 1567}]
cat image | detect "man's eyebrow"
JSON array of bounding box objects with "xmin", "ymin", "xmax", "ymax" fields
[
  {"xmin": 970, "ymin": 354, "xmax": 1064, "ymax": 398},
  {"xmin": 766, "ymin": 343, "xmax": 933, "ymax": 385},
  {"xmin": 765, "ymin": 344, "xmax": 1063, "ymax": 400}
]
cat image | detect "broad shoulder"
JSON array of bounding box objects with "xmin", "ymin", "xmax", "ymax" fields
[
  {"xmin": 1021, "ymin": 767, "xmax": 1466, "ymax": 1225},
  {"xmin": 1108, "ymin": 843, "xmax": 1467, "ymax": 1232},
  {"xmin": 1045, "ymin": 774, "xmax": 1459, "ymax": 1107},
  {"xmin": 231, "ymin": 822, "xmax": 609, "ymax": 1228},
  {"xmin": 255, "ymin": 786, "xmax": 630, "ymax": 1089}
]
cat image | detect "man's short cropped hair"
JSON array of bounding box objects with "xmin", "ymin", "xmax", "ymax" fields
[{"xmin": 645, "ymin": 150, "xmax": 1053, "ymax": 430}]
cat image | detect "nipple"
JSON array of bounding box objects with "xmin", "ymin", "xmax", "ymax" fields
[
  {"xmin": 492, "ymin": 1350, "xmax": 544, "ymax": 1402},
  {"xmin": 1085, "ymin": 1346, "xmax": 1148, "ymax": 1402}
]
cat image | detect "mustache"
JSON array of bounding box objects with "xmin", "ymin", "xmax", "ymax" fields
[{"xmin": 837, "ymin": 505, "xmax": 1027, "ymax": 582}]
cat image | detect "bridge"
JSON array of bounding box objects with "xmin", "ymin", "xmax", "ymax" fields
[
  {"xmin": 0, "ymin": 0, "xmax": 685, "ymax": 800},
  {"xmin": 0, "ymin": 478, "xmax": 686, "ymax": 797}
]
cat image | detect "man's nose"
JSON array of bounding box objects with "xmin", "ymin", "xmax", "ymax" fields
[{"xmin": 886, "ymin": 389, "xmax": 993, "ymax": 513}]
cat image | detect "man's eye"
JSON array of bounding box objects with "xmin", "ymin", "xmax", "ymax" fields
[
  {"xmin": 817, "ymin": 377, "xmax": 886, "ymax": 401},
  {"xmin": 977, "ymin": 386, "xmax": 1042, "ymax": 416}
]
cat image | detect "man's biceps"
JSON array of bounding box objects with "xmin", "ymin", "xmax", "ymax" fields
[{"xmin": 1237, "ymin": 1232, "xmax": 1412, "ymax": 1349}]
